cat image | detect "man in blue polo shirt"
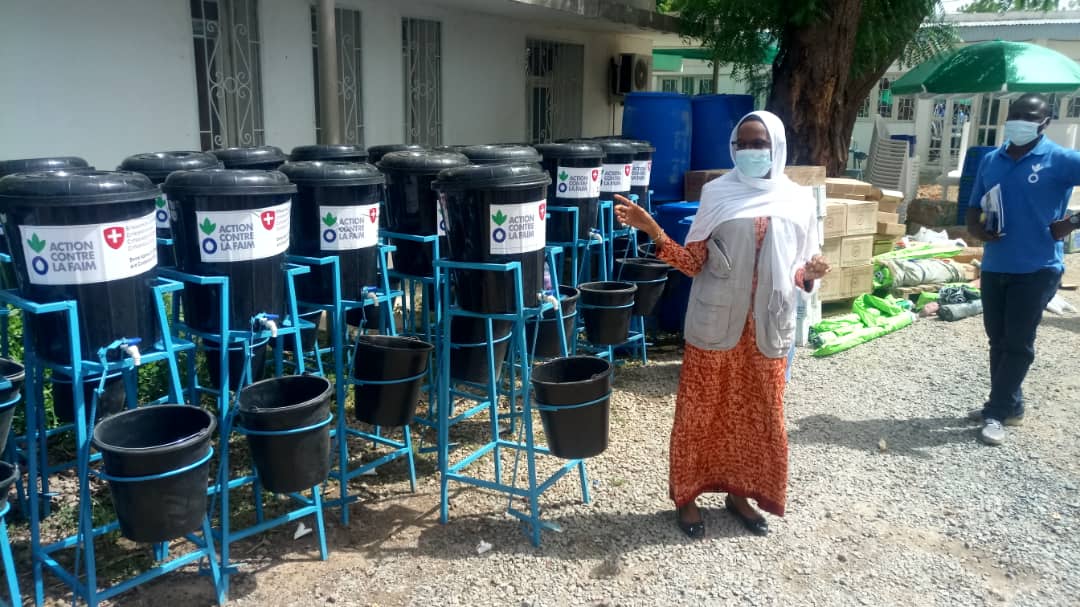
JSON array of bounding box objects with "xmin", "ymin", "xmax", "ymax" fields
[{"xmin": 966, "ymin": 93, "xmax": 1080, "ymax": 446}]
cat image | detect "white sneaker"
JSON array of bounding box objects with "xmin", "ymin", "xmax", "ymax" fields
[
  {"xmin": 980, "ymin": 419, "xmax": 1006, "ymax": 446},
  {"xmin": 968, "ymin": 408, "xmax": 1024, "ymax": 427}
]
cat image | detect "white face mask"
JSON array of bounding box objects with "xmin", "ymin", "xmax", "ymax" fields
[
  {"xmin": 734, "ymin": 149, "xmax": 772, "ymax": 179},
  {"xmin": 1002, "ymin": 119, "xmax": 1045, "ymax": 147}
]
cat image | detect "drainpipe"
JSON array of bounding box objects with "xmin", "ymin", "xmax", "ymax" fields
[
  {"xmin": 318, "ymin": 0, "xmax": 342, "ymax": 144},
  {"xmin": 712, "ymin": 58, "xmax": 720, "ymax": 94}
]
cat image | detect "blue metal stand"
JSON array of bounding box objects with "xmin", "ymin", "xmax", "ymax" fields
[
  {"xmin": 436, "ymin": 249, "xmax": 589, "ymax": 547},
  {"xmin": 0, "ymin": 280, "xmax": 222, "ymax": 607},
  {"xmin": 0, "ymin": 501, "xmax": 21, "ymax": 607},
  {"xmin": 287, "ymin": 247, "xmax": 418, "ymax": 528},
  {"xmin": 161, "ymin": 264, "xmax": 328, "ymax": 599},
  {"xmin": 546, "ymin": 206, "xmax": 607, "ymax": 286}
]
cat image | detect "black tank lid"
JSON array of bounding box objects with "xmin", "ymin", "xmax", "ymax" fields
[
  {"xmin": 432, "ymin": 162, "xmax": 551, "ymax": 191},
  {"xmin": 377, "ymin": 150, "xmax": 469, "ymax": 173},
  {"xmin": 279, "ymin": 161, "xmax": 385, "ymax": 186},
  {"xmin": 289, "ymin": 144, "xmax": 369, "ymax": 162},
  {"xmin": 367, "ymin": 144, "xmax": 426, "ymax": 164},
  {"xmin": 162, "ymin": 169, "xmax": 297, "ymax": 196},
  {"xmin": 590, "ymin": 140, "xmax": 637, "ymax": 160},
  {"xmin": 0, "ymin": 170, "xmax": 158, "ymax": 206},
  {"xmin": 533, "ymin": 142, "xmax": 605, "ymax": 161},
  {"xmin": 459, "ymin": 144, "xmax": 542, "ymax": 165},
  {"xmin": 119, "ymin": 151, "xmax": 222, "ymax": 181},
  {"xmin": 210, "ymin": 146, "xmax": 288, "ymax": 168},
  {"xmin": 0, "ymin": 156, "xmax": 91, "ymax": 177}
]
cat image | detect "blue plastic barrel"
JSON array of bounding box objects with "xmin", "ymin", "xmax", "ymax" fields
[
  {"xmin": 622, "ymin": 92, "xmax": 692, "ymax": 203},
  {"xmin": 956, "ymin": 145, "xmax": 996, "ymax": 223},
  {"xmin": 691, "ymin": 94, "xmax": 754, "ymax": 171},
  {"xmin": 652, "ymin": 202, "xmax": 699, "ymax": 332}
]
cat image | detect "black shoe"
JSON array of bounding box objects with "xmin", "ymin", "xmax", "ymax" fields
[
  {"xmin": 676, "ymin": 507, "xmax": 705, "ymax": 539},
  {"xmin": 725, "ymin": 496, "xmax": 769, "ymax": 536}
]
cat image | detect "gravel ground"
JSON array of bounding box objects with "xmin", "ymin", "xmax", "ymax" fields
[{"xmin": 25, "ymin": 261, "xmax": 1080, "ymax": 607}]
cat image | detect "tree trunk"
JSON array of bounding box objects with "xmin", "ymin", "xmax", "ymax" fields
[{"xmin": 766, "ymin": 0, "xmax": 864, "ymax": 177}]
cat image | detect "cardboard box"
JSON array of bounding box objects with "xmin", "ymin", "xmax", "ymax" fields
[
  {"xmin": 825, "ymin": 178, "xmax": 875, "ymax": 199},
  {"xmin": 877, "ymin": 199, "xmax": 900, "ymax": 214},
  {"xmin": 683, "ymin": 165, "xmax": 827, "ymax": 201},
  {"xmin": 839, "ymin": 235, "xmax": 874, "ymax": 268},
  {"xmin": 823, "ymin": 202, "xmax": 848, "ymax": 238},
  {"xmin": 877, "ymin": 222, "xmax": 906, "ymax": 237},
  {"xmin": 843, "ymin": 264, "xmax": 874, "ymax": 297},
  {"xmin": 837, "ymin": 199, "xmax": 879, "ymax": 236},
  {"xmin": 879, "ymin": 189, "xmax": 904, "ymax": 203},
  {"xmin": 878, "ymin": 211, "xmax": 899, "ymax": 224},
  {"xmin": 873, "ymin": 239, "xmax": 896, "ymax": 257},
  {"xmin": 822, "ymin": 238, "xmax": 842, "ymax": 265},
  {"xmin": 819, "ymin": 272, "xmax": 846, "ymax": 301}
]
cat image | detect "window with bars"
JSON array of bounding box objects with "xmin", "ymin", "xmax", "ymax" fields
[
  {"xmin": 660, "ymin": 78, "xmax": 678, "ymax": 93},
  {"xmin": 1067, "ymin": 96, "xmax": 1080, "ymax": 119},
  {"xmin": 697, "ymin": 79, "xmax": 714, "ymax": 95},
  {"xmin": 857, "ymin": 96, "xmax": 871, "ymax": 119},
  {"xmin": 877, "ymin": 78, "xmax": 893, "ymax": 119},
  {"xmin": 526, "ymin": 39, "xmax": 584, "ymax": 144},
  {"xmin": 402, "ymin": 18, "xmax": 442, "ymax": 146},
  {"xmin": 896, "ymin": 97, "xmax": 915, "ymax": 121},
  {"xmin": 191, "ymin": 0, "xmax": 265, "ymax": 150},
  {"xmin": 681, "ymin": 77, "xmax": 695, "ymax": 96},
  {"xmin": 312, "ymin": 6, "xmax": 364, "ymax": 145}
]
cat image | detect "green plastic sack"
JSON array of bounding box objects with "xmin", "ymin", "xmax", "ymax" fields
[
  {"xmin": 915, "ymin": 291, "xmax": 939, "ymax": 311},
  {"xmin": 873, "ymin": 243, "xmax": 964, "ymax": 263}
]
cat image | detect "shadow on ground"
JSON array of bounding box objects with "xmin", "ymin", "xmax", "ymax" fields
[{"xmin": 788, "ymin": 414, "xmax": 977, "ymax": 458}]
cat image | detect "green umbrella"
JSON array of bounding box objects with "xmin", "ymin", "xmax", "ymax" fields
[{"xmin": 892, "ymin": 40, "xmax": 1080, "ymax": 96}]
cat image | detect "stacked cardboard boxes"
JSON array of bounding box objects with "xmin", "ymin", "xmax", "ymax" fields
[
  {"xmin": 683, "ymin": 166, "xmax": 827, "ymax": 201},
  {"xmin": 874, "ymin": 189, "xmax": 905, "ymax": 255},
  {"xmin": 819, "ymin": 179, "xmax": 879, "ymax": 302}
]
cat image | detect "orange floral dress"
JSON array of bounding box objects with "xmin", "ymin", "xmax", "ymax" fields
[{"xmin": 657, "ymin": 217, "xmax": 799, "ymax": 516}]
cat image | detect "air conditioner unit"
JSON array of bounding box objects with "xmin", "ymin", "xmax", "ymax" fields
[{"xmin": 612, "ymin": 53, "xmax": 651, "ymax": 96}]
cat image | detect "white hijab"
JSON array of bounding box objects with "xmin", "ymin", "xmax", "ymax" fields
[{"xmin": 685, "ymin": 110, "xmax": 815, "ymax": 244}]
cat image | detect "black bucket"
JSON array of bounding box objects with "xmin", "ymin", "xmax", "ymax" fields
[
  {"xmin": 366, "ymin": 144, "xmax": 426, "ymax": 165},
  {"xmin": 352, "ymin": 335, "xmax": 433, "ymax": 427},
  {"xmin": 378, "ymin": 151, "xmax": 469, "ymax": 277},
  {"xmin": 119, "ymin": 151, "xmax": 222, "ymax": 268},
  {"xmin": 163, "ymin": 170, "xmax": 295, "ymax": 335},
  {"xmin": 279, "ymin": 161, "xmax": 385, "ymax": 304},
  {"xmin": 614, "ymin": 257, "xmax": 669, "ymax": 316},
  {"xmin": 289, "ymin": 144, "xmax": 368, "ymax": 163},
  {"xmin": 0, "ymin": 358, "xmax": 25, "ymax": 456},
  {"xmin": 459, "ymin": 144, "xmax": 542, "ymax": 166},
  {"xmin": 534, "ymin": 143, "xmax": 604, "ymax": 242},
  {"xmin": 205, "ymin": 337, "xmax": 269, "ymax": 391},
  {"xmin": 210, "ymin": 146, "xmax": 287, "ymax": 171},
  {"xmin": 531, "ymin": 356, "xmax": 612, "ymax": 459},
  {"xmin": 0, "ymin": 461, "xmax": 17, "ymax": 508},
  {"xmin": 596, "ymin": 138, "xmax": 654, "ymax": 207},
  {"xmin": 0, "ymin": 170, "xmax": 161, "ymax": 365},
  {"xmin": 92, "ymin": 405, "xmax": 216, "ymax": 543},
  {"xmin": 526, "ymin": 285, "xmax": 579, "ymax": 358},
  {"xmin": 434, "ymin": 163, "xmax": 551, "ymax": 314},
  {"xmin": 578, "ymin": 281, "xmax": 637, "ymax": 345},
  {"xmin": 590, "ymin": 140, "xmax": 635, "ymax": 202},
  {"xmin": 450, "ymin": 317, "xmax": 512, "ymax": 384},
  {"xmin": 52, "ymin": 371, "xmax": 127, "ymax": 425},
  {"xmin": 238, "ymin": 375, "xmax": 332, "ymax": 493}
]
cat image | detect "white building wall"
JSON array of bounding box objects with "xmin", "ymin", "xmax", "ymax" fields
[
  {"xmin": 1, "ymin": 0, "xmax": 653, "ymax": 169},
  {"xmin": 0, "ymin": 0, "xmax": 200, "ymax": 170}
]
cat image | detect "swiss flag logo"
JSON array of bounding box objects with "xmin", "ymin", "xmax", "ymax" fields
[
  {"xmin": 368, "ymin": 207, "xmax": 378, "ymax": 223},
  {"xmin": 623, "ymin": 165, "xmax": 632, "ymax": 177},
  {"xmin": 591, "ymin": 169, "xmax": 600, "ymax": 181},
  {"xmin": 538, "ymin": 202, "xmax": 546, "ymax": 221},
  {"xmin": 260, "ymin": 211, "xmax": 276, "ymax": 230},
  {"xmin": 103, "ymin": 226, "xmax": 126, "ymax": 250}
]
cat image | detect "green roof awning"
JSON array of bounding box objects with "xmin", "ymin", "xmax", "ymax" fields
[
  {"xmin": 653, "ymin": 53, "xmax": 683, "ymax": 72},
  {"xmin": 653, "ymin": 44, "xmax": 779, "ymax": 66}
]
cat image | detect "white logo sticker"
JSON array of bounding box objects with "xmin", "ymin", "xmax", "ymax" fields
[
  {"xmin": 631, "ymin": 160, "xmax": 652, "ymax": 188},
  {"xmin": 20, "ymin": 211, "xmax": 158, "ymax": 286},
  {"xmin": 195, "ymin": 201, "xmax": 291, "ymax": 263},
  {"xmin": 555, "ymin": 165, "xmax": 602, "ymax": 200},
  {"xmin": 489, "ymin": 200, "xmax": 546, "ymax": 255},
  {"xmin": 319, "ymin": 204, "xmax": 379, "ymax": 251},
  {"xmin": 154, "ymin": 194, "xmax": 171, "ymax": 229},
  {"xmin": 600, "ymin": 163, "xmax": 632, "ymax": 194}
]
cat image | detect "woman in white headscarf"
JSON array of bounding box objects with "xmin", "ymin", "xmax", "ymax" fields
[{"xmin": 615, "ymin": 111, "xmax": 829, "ymax": 538}]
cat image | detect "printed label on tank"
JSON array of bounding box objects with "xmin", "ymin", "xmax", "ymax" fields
[
  {"xmin": 195, "ymin": 201, "xmax": 291, "ymax": 263},
  {"xmin": 319, "ymin": 203, "xmax": 379, "ymax": 251},
  {"xmin": 631, "ymin": 160, "xmax": 652, "ymax": 187},
  {"xmin": 437, "ymin": 194, "xmax": 448, "ymax": 237},
  {"xmin": 555, "ymin": 165, "xmax": 601, "ymax": 199},
  {"xmin": 154, "ymin": 194, "xmax": 171, "ymax": 229},
  {"xmin": 600, "ymin": 163, "xmax": 632, "ymax": 193},
  {"xmin": 489, "ymin": 200, "xmax": 546, "ymax": 255},
  {"xmin": 19, "ymin": 211, "xmax": 158, "ymax": 286}
]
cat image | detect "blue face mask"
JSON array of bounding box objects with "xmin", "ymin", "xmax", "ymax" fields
[
  {"xmin": 734, "ymin": 149, "xmax": 772, "ymax": 178},
  {"xmin": 1002, "ymin": 119, "xmax": 1045, "ymax": 146}
]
